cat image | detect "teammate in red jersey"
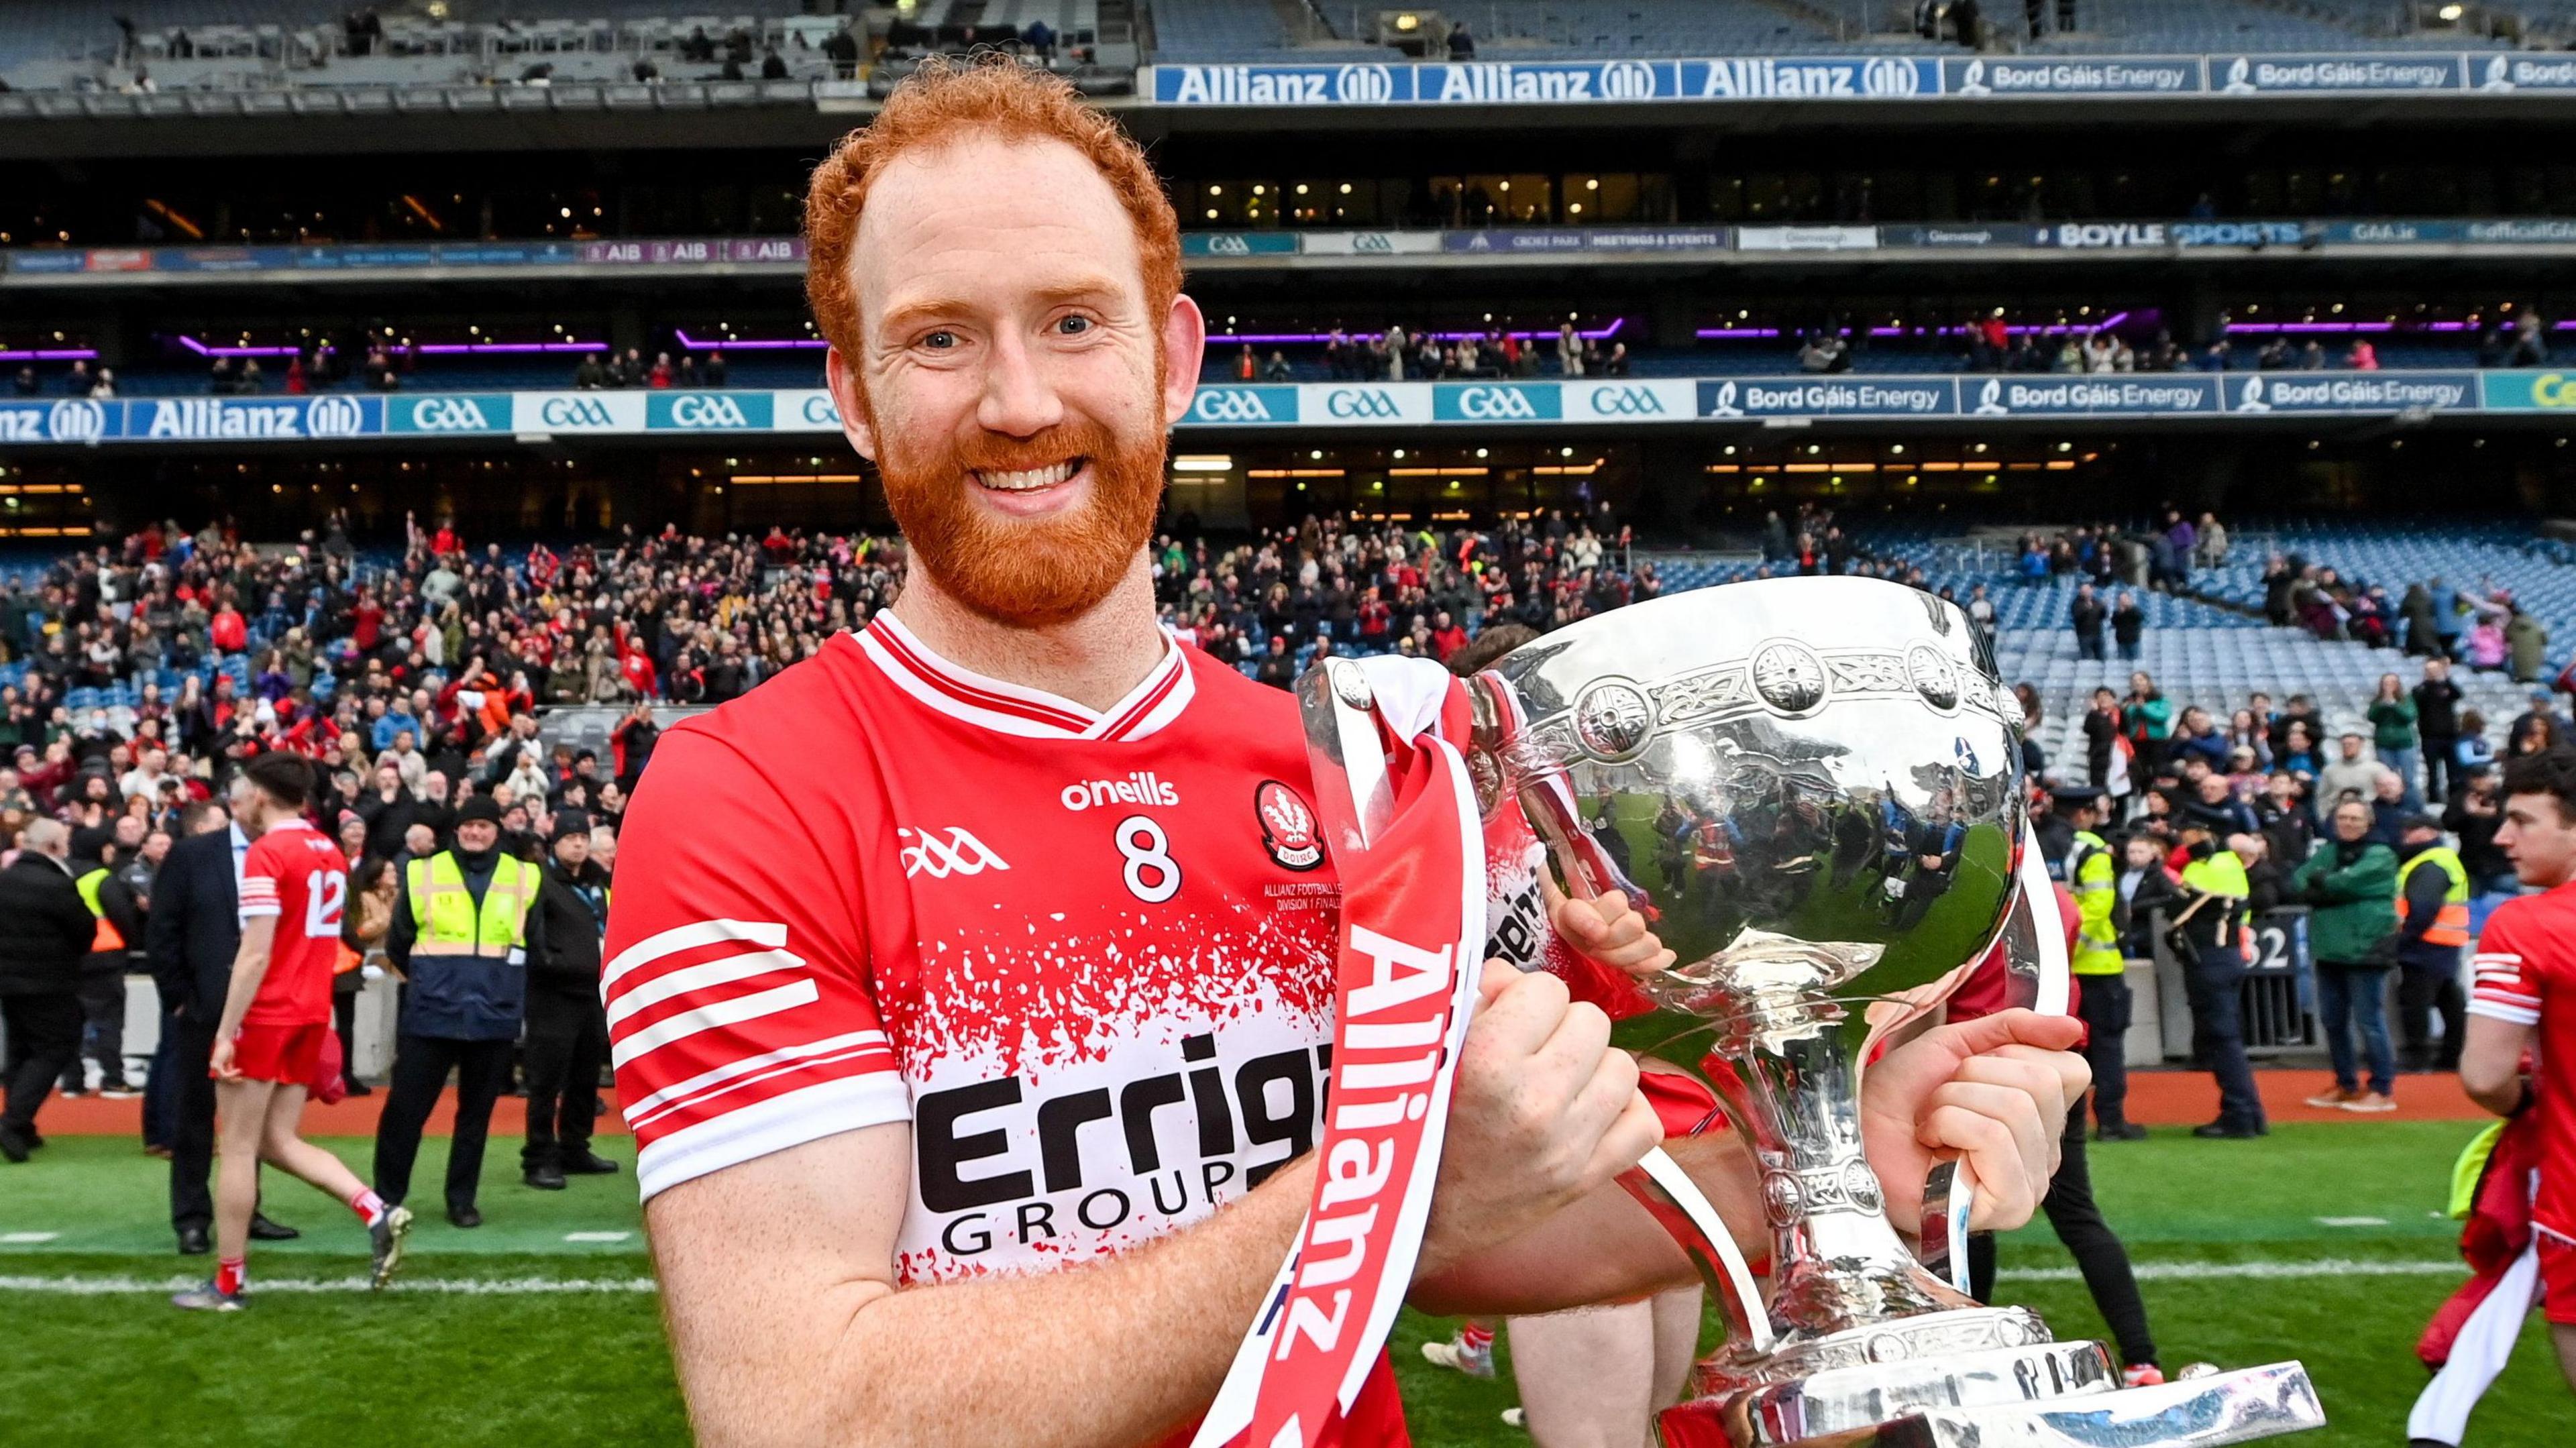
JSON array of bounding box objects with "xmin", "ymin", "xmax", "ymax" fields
[
  {"xmin": 172, "ymin": 755, "xmax": 411, "ymax": 1311},
  {"xmin": 611, "ymin": 58, "xmax": 2086, "ymax": 1446},
  {"xmin": 2459, "ymin": 744, "xmax": 2576, "ymax": 1394}
]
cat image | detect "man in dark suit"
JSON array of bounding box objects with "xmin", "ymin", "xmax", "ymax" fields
[
  {"xmin": 144, "ymin": 793, "xmax": 297, "ymax": 1254},
  {"xmin": 0, "ymin": 818, "xmax": 98, "ymax": 1162}
]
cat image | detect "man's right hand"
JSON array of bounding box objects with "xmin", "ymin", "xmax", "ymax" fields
[{"xmin": 1420, "ymin": 968, "xmax": 1660, "ymax": 1276}]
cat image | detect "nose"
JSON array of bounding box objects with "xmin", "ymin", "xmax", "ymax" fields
[{"xmin": 975, "ymin": 327, "xmax": 1065, "ymax": 441}]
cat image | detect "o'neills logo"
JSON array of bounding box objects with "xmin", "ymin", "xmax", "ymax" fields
[
  {"xmin": 1256, "ymin": 779, "xmax": 1324, "ymax": 871},
  {"xmin": 1060, "ymin": 771, "xmax": 1180, "ymax": 812}
]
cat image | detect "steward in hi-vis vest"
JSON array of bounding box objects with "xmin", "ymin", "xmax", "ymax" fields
[
  {"xmin": 2394, "ymin": 814, "xmax": 2471, "ymax": 1074},
  {"xmin": 373, "ymin": 795, "xmax": 547, "ymax": 1227}
]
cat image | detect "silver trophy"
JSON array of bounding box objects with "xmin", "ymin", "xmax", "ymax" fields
[{"xmin": 1459, "ymin": 577, "xmax": 2322, "ymax": 1448}]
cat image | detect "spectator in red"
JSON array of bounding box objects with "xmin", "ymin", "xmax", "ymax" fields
[
  {"xmin": 208, "ymin": 601, "xmax": 247, "ymax": 656},
  {"xmin": 351, "ymin": 586, "xmax": 384, "ymax": 654}
]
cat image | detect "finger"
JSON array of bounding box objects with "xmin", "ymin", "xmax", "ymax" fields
[
  {"xmin": 1979, "ymin": 1041, "xmax": 2095, "ymax": 1111},
  {"xmin": 1949, "ymin": 1054, "xmax": 2076, "ymax": 1135},
  {"xmin": 1919, "ymin": 1080, "xmax": 2053, "ymax": 1209},
  {"xmin": 1927, "ymin": 1008, "xmax": 2086, "ymax": 1060},
  {"xmin": 1528, "ymin": 999, "xmax": 1615, "ymax": 1087},
  {"xmin": 1558, "ymin": 1040, "xmax": 1641, "ymax": 1142},
  {"xmin": 1918, "ymin": 1103, "xmax": 2038, "ymax": 1231},
  {"xmin": 1465, "ymin": 969, "xmax": 1572, "ymax": 1058},
  {"xmin": 1578, "ymin": 1088, "xmax": 1664, "ymax": 1188}
]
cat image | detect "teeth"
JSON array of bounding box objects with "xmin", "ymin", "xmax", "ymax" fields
[{"xmin": 976, "ymin": 459, "xmax": 1079, "ymax": 493}]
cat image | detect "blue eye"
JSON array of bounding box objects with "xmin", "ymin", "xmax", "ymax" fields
[
  {"xmin": 1057, "ymin": 316, "xmax": 1092, "ymax": 335},
  {"xmin": 921, "ymin": 331, "xmax": 957, "ymax": 350}
]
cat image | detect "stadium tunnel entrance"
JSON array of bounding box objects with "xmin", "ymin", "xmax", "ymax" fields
[{"xmin": 1, "ymin": 426, "xmax": 2569, "ymax": 546}]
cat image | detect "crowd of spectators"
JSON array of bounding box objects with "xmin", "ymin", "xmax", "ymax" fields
[
  {"xmin": 2261, "ymin": 555, "xmax": 2556, "ymax": 685},
  {"xmin": 570, "ymin": 348, "xmax": 729, "ymax": 390},
  {"xmin": 1224, "ymin": 323, "xmax": 1628, "ymax": 384},
  {"xmin": 0, "ymin": 510, "xmax": 922, "ymax": 851},
  {"xmin": 1151, "ymin": 507, "xmax": 1644, "ymax": 685}
]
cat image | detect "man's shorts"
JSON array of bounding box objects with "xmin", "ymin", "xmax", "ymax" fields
[
  {"xmin": 229, "ymin": 1021, "xmax": 329, "ymax": 1087},
  {"xmin": 2541, "ymin": 1230, "xmax": 2576, "ymax": 1327}
]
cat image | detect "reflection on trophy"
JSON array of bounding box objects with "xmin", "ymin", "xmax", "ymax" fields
[{"xmin": 1468, "ymin": 577, "xmax": 2324, "ymax": 1447}]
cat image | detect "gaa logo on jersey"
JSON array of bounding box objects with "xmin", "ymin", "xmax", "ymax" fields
[{"xmin": 1254, "ymin": 780, "xmax": 1324, "ymax": 872}]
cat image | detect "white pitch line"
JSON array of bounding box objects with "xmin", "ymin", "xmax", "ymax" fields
[
  {"xmin": 0, "ymin": 1274, "xmax": 659, "ymax": 1296},
  {"xmin": 1, "ymin": 1231, "xmax": 61, "ymax": 1244},
  {"xmin": 563, "ymin": 1231, "xmax": 632, "ymax": 1243},
  {"xmin": 2000, "ymin": 1258, "xmax": 2461, "ymax": 1283}
]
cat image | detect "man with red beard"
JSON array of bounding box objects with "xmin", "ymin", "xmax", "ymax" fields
[{"xmin": 604, "ymin": 58, "xmax": 2085, "ymax": 1448}]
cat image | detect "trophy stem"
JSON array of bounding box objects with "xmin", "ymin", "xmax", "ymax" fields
[{"xmin": 1697, "ymin": 984, "xmax": 1973, "ymax": 1368}]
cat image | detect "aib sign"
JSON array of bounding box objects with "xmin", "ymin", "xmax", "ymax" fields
[{"xmin": 1432, "ymin": 383, "xmax": 1561, "ymax": 422}]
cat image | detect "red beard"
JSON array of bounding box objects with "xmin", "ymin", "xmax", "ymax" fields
[{"xmin": 874, "ymin": 412, "xmax": 1165, "ymax": 628}]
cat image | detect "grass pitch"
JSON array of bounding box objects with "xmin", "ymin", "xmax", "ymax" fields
[{"xmin": 1, "ymin": 1122, "xmax": 2563, "ymax": 1446}]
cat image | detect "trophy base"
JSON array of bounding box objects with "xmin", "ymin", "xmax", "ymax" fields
[
  {"xmin": 1656, "ymin": 1354, "xmax": 2324, "ymax": 1448},
  {"xmin": 1692, "ymin": 1307, "xmax": 2053, "ymax": 1397}
]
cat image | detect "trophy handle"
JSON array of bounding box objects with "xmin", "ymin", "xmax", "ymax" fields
[
  {"xmin": 1618, "ymin": 1148, "xmax": 1774, "ymax": 1353},
  {"xmin": 1915, "ymin": 1158, "xmax": 1975, "ymax": 1296},
  {"xmin": 1907, "ymin": 821, "xmax": 2069, "ymax": 1293}
]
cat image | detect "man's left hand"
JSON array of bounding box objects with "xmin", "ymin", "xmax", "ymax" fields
[
  {"xmin": 1544, "ymin": 879, "xmax": 1675, "ymax": 978},
  {"xmin": 1862, "ymin": 1009, "xmax": 2089, "ymax": 1233}
]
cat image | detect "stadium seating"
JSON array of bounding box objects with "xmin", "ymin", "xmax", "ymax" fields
[
  {"xmin": 1829, "ymin": 523, "xmax": 2558, "ymax": 760},
  {"xmin": 2196, "ymin": 522, "xmax": 2575, "ymax": 679},
  {"xmin": 2019, "ymin": 0, "xmax": 2372, "ymax": 53}
]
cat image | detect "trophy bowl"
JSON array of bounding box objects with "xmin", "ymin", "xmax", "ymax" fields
[{"xmin": 1464, "ymin": 576, "xmax": 2323, "ymax": 1447}]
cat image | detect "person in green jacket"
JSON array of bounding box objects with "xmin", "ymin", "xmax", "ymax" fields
[
  {"xmin": 2505, "ymin": 604, "xmax": 2550, "ymax": 684},
  {"xmin": 2367, "ymin": 672, "xmax": 2421, "ymax": 812},
  {"xmin": 2121, "ymin": 671, "xmax": 2173, "ymax": 786},
  {"xmin": 2288, "ymin": 798, "xmax": 2401, "ymax": 1112}
]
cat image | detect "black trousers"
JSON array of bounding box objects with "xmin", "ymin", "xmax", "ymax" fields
[
  {"xmin": 373, "ymin": 1034, "xmax": 514, "ymax": 1213},
  {"xmin": 2074, "ymin": 970, "xmax": 2133, "ymax": 1131},
  {"xmin": 2186, "ymin": 942, "xmax": 2264, "ymax": 1131},
  {"xmin": 61, "ymin": 962, "xmax": 129, "ymax": 1091},
  {"xmin": 1968, "ymin": 1113, "xmax": 2159, "ymax": 1368},
  {"xmin": 521, "ymin": 1006, "xmax": 607, "ymax": 1170},
  {"xmin": 165, "ymin": 1011, "xmax": 225, "ymax": 1231},
  {"xmin": 2420, "ymin": 736, "xmax": 2459, "ymax": 804},
  {"xmin": 0, "ymin": 991, "xmax": 81, "ymax": 1135},
  {"xmin": 331, "ymin": 989, "xmax": 361, "ymax": 1089},
  {"xmin": 2398, "ymin": 960, "xmax": 2467, "ymax": 1072}
]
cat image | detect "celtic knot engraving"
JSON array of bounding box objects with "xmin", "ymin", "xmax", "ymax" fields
[
  {"xmin": 1825, "ymin": 653, "xmax": 1908, "ymax": 695},
  {"xmin": 1653, "ymin": 667, "xmax": 1749, "ymax": 726}
]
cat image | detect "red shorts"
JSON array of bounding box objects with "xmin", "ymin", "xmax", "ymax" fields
[
  {"xmin": 229, "ymin": 1021, "xmax": 329, "ymax": 1087},
  {"xmin": 2538, "ymin": 1233, "xmax": 2576, "ymax": 1327}
]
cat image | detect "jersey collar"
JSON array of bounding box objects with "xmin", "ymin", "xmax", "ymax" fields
[{"xmin": 856, "ymin": 612, "xmax": 1195, "ymax": 743}]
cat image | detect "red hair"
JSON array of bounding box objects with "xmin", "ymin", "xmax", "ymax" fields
[{"xmin": 804, "ymin": 57, "xmax": 1180, "ymax": 370}]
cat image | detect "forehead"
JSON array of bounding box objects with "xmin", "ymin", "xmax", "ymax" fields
[{"xmin": 852, "ymin": 134, "xmax": 1142, "ymax": 330}]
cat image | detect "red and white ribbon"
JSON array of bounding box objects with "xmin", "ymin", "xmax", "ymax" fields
[{"xmin": 1192, "ymin": 657, "xmax": 1487, "ymax": 1448}]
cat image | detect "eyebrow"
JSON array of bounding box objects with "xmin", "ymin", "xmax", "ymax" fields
[{"xmin": 872, "ymin": 277, "xmax": 1132, "ymax": 345}]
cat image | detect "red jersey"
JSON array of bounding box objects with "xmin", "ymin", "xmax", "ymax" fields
[
  {"xmin": 606, "ymin": 615, "xmax": 1421, "ymax": 1442},
  {"xmin": 235, "ymin": 818, "xmax": 349, "ymax": 1027},
  {"xmin": 2469, "ymin": 879, "xmax": 2576, "ymax": 1239}
]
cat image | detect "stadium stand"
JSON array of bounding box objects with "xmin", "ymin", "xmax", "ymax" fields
[
  {"xmin": 2196, "ymin": 522, "xmax": 2576, "ymax": 675},
  {"xmin": 2018, "ymin": 0, "xmax": 2378, "ymax": 52}
]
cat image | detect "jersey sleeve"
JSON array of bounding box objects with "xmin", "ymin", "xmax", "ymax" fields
[
  {"xmin": 2469, "ymin": 901, "xmax": 2546, "ymax": 1027},
  {"xmin": 237, "ymin": 836, "xmax": 285, "ymax": 922},
  {"xmin": 606, "ymin": 724, "xmax": 906, "ymax": 1202}
]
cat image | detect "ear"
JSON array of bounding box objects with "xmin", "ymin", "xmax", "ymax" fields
[
  {"xmin": 823, "ymin": 347, "xmax": 877, "ymax": 462},
  {"xmin": 1160, "ymin": 292, "xmax": 1209, "ymax": 431}
]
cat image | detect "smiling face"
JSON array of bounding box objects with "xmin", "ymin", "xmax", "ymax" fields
[{"xmin": 824, "ymin": 133, "xmax": 1201, "ymax": 627}]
